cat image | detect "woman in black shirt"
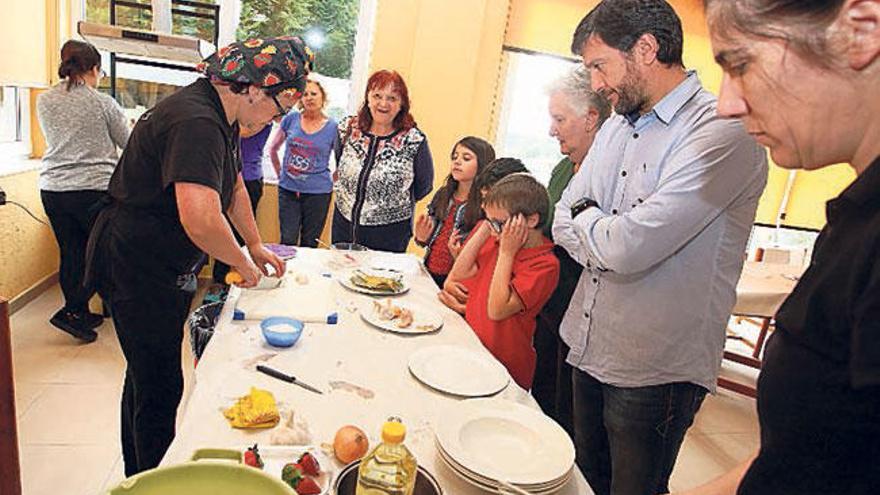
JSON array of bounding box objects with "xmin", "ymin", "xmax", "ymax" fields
[
  {"xmin": 88, "ymin": 37, "xmax": 312, "ymax": 476},
  {"xmin": 680, "ymin": 1, "xmax": 880, "ymax": 494}
]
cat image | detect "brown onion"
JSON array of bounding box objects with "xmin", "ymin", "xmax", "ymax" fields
[{"xmin": 333, "ymin": 425, "xmax": 369, "ymax": 464}]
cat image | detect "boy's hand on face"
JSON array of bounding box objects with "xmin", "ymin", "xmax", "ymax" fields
[{"xmin": 499, "ymin": 214, "xmax": 528, "ymax": 257}]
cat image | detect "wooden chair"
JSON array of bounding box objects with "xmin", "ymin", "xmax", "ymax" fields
[
  {"xmin": 720, "ymin": 247, "xmax": 794, "ymax": 397},
  {"xmin": 0, "ymin": 297, "xmax": 22, "ymax": 495}
]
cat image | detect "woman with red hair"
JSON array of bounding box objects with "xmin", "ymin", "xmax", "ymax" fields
[{"xmin": 332, "ymin": 70, "xmax": 434, "ymax": 252}]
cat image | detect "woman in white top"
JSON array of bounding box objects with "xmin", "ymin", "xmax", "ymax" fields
[{"xmin": 36, "ymin": 39, "xmax": 129, "ymax": 343}]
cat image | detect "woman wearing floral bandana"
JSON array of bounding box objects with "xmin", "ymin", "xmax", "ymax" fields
[{"xmin": 86, "ymin": 36, "xmax": 313, "ymax": 476}]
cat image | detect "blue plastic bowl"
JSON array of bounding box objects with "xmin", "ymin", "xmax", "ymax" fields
[{"xmin": 259, "ymin": 317, "xmax": 304, "ymax": 348}]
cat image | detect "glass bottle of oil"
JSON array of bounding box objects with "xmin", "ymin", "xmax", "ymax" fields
[{"xmin": 355, "ymin": 417, "xmax": 417, "ymax": 495}]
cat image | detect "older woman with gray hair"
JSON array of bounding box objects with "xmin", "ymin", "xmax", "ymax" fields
[{"xmin": 532, "ymin": 65, "xmax": 610, "ymax": 435}]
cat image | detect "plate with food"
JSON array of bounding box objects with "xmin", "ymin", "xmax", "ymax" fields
[
  {"xmin": 242, "ymin": 444, "xmax": 331, "ymax": 495},
  {"xmin": 339, "ymin": 269, "xmax": 409, "ymax": 296},
  {"xmin": 361, "ymin": 299, "xmax": 443, "ymax": 335}
]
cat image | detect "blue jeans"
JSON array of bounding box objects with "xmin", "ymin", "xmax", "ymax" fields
[{"xmin": 572, "ymin": 369, "xmax": 707, "ymax": 495}]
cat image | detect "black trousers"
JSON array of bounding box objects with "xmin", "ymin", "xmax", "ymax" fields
[
  {"xmin": 90, "ymin": 206, "xmax": 196, "ymax": 476},
  {"xmin": 41, "ymin": 190, "xmax": 107, "ymax": 312},
  {"xmin": 114, "ymin": 282, "xmax": 192, "ymax": 476},
  {"xmin": 331, "ymin": 208, "xmax": 412, "ymax": 253},
  {"xmin": 278, "ymin": 188, "xmax": 331, "ymax": 247},
  {"xmin": 532, "ymin": 309, "xmax": 574, "ymax": 437},
  {"xmin": 531, "ymin": 245, "xmax": 580, "ymax": 438},
  {"xmin": 212, "ymin": 178, "xmax": 263, "ymax": 283}
]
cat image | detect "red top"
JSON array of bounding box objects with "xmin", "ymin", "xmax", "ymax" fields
[
  {"xmin": 426, "ymin": 198, "xmax": 464, "ymax": 275},
  {"xmin": 461, "ymin": 229, "xmax": 560, "ymax": 389}
]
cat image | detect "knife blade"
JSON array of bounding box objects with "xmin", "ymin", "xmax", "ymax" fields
[{"xmin": 256, "ymin": 365, "xmax": 323, "ymax": 395}]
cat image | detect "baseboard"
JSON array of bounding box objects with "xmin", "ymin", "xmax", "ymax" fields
[{"xmin": 9, "ymin": 272, "xmax": 59, "ymax": 315}]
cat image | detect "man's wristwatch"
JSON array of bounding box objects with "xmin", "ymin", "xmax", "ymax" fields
[{"xmin": 571, "ymin": 197, "xmax": 599, "ymax": 219}]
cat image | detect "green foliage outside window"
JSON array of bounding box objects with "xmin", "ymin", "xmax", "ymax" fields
[
  {"xmin": 237, "ymin": 0, "xmax": 359, "ymax": 79},
  {"xmin": 87, "ymin": 0, "xmax": 152, "ymax": 29},
  {"xmin": 86, "ymin": 0, "xmax": 360, "ymax": 79}
]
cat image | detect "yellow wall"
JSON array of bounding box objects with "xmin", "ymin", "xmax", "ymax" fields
[
  {"xmin": 0, "ymin": 170, "xmax": 60, "ymax": 300},
  {"xmin": 0, "ymin": 0, "xmax": 51, "ymax": 87}
]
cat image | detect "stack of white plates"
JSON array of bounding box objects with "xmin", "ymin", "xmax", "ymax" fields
[{"xmin": 435, "ymin": 398, "xmax": 575, "ymax": 494}]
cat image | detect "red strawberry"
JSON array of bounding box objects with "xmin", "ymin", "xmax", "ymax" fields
[
  {"xmin": 244, "ymin": 444, "xmax": 264, "ymax": 469},
  {"xmin": 297, "ymin": 452, "xmax": 321, "ymax": 476},
  {"xmin": 281, "ymin": 462, "xmax": 303, "ymax": 486},
  {"xmin": 294, "ymin": 476, "xmax": 322, "ymax": 495}
]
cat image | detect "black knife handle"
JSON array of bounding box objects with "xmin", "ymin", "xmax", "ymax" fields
[{"xmin": 256, "ymin": 365, "xmax": 292, "ymax": 382}]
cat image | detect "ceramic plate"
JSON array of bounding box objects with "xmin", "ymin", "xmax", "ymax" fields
[
  {"xmin": 407, "ymin": 345, "xmax": 509, "ymax": 397},
  {"xmin": 361, "ymin": 299, "xmax": 443, "ymax": 335},
  {"xmin": 246, "ymin": 445, "xmax": 332, "ymax": 494},
  {"xmin": 338, "ymin": 269, "xmax": 410, "ymax": 296},
  {"xmin": 436, "ymin": 440, "xmax": 571, "ymax": 493},
  {"xmin": 435, "ymin": 398, "xmax": 575, "ymax": 486}
]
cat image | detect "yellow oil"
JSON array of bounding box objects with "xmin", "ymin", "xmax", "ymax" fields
[{"xmin": 355, "ymin": 438, "xmax": 417, "ymax": 495}]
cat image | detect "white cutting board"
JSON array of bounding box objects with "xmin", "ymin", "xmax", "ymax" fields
[{"xmin": 235, "ymin": 268, "xmax": 336, "ymax": 323}]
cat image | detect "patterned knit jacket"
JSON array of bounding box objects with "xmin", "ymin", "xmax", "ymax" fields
[{"xmin": 334, "ymin": 116, "xmax": 432, "ymax": 226}]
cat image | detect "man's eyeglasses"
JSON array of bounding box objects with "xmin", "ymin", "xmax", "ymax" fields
[
  {"xmin": 487, "ymin": 218, "xmax": 506, "ymax": 233},
  {"xmin": 270, "ymin": 93, "xmax": 289, "ymax": 119}
]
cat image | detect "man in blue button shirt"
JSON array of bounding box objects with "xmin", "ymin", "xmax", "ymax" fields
[{"xmin": 552, "ymin": 1, "xmax": 768, "ymax": 494}]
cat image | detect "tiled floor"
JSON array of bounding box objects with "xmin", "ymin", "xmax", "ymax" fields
[{"xmin": 9, "ymin": 284, "xmax": 761, "ymax": 494}]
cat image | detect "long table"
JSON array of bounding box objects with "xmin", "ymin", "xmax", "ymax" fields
[
  {"xmin": 733, "ymin": 260, "xmax": 805, "ymax": 318},
  {"xmin": 162, "ymin": 248, "xmax": 592, "ymax": 494}
]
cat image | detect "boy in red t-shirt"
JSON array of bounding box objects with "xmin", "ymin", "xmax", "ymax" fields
[{"xmin": 439, "ymin": 173, "xmax": 560, "ymax": 389}]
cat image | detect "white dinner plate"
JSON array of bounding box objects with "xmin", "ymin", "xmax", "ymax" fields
[
  {"xmin": 361, "ymin": 300, "xmax": 443, "ymax": 335},
  {"xmin": 338, "ymin": 268, "xmax": 410, "ymax": 296},
  {"xmin": 436, "ymin": 444, "xmax": 571, "ymax": 494},
  {"xmin": 436, "ymin": 398, "xmax": 575, "ymax": 486},
  {"xmin": 407, "ymin": 345, "xmax": 510, "ymax": 397}
]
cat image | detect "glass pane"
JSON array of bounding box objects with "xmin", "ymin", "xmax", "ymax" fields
[
  {"xmin": 0, "ymin": 86, "xmax": 30, "ymax": 158},
  {"xmin": 237, "ymin": 0, "xmax": 360, "ymax": 80},
  {"xmin": 172, "ymin": 1, "xmax": 218, "ymax": 43},
  {"xmin": 86, "ymin": 0, "xmax": 110, "ymax": 24},
  {"xmin": 495, "ymin": 51, "xmax": 579, "ymax": 185},
  {"xmin": 746, "ymin": 225, "xmax": 820, "ymax": 265},
  {"xmin": 97, "ymin": 54, "xmax": 200, "ymax": 123},
  {"xmin": 86, "ymin": 0, "xmax": 151, "ymax": 29}
]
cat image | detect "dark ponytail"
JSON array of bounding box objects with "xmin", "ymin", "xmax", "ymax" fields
[{"xmin": 59, "ymin": 40, "xmax": 101, "ymax": 90}]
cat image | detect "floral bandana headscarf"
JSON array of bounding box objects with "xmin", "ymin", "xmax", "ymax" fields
[{"xmin": 197, "ymin": 36, "xmax": 314, "ymax": 100}]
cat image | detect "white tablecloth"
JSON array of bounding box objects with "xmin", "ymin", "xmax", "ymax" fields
[
  {"xmin": 733, "ymin": 261, "xmax": 806, "ymax": 318},
  {"xmin": 163, "ymin": 248, "xmax": 592, "ymax": 494}
]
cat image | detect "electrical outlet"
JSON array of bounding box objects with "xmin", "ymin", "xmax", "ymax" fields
[{"xmin": 0, "ymin": 185, "xmax": 6, "ymax": 205}]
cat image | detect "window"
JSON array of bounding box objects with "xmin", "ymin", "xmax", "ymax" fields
[
  {"xmin": 746, "ymin": 224, "xmax": 820, "ymax": 266},
  {"xmin": 0, "ymin": 86, "xmax": 31, "ymax": 159},
  {"xmin": 236, "ymin": 0, "xmax": 365, "ymax": 179},
  {"xmin": 237, "ymin": 0, "xmax": 361, "ymax": 124},
  {"xmin": 96, "ymin": 53, "xmax": 201, "ymax": 124},
  {"xmin": 494, "ymin": 49, "xmax": 579, "ymax": 185}
]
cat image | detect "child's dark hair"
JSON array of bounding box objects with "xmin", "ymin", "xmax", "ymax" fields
[
  {"xmin": 428, "ymin": 136, "xmax": 496, "ymax": 231},
  {"xmin": 474, "ymin": 158, "xmax": 529, "ymax": 193},
  {"xmin": 58, "ymin": 40, "xmax": 102, "ymax": 91},
  {"xmin": 483, "ymin": 173, "xmax": 550, "ymax": 229}
]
